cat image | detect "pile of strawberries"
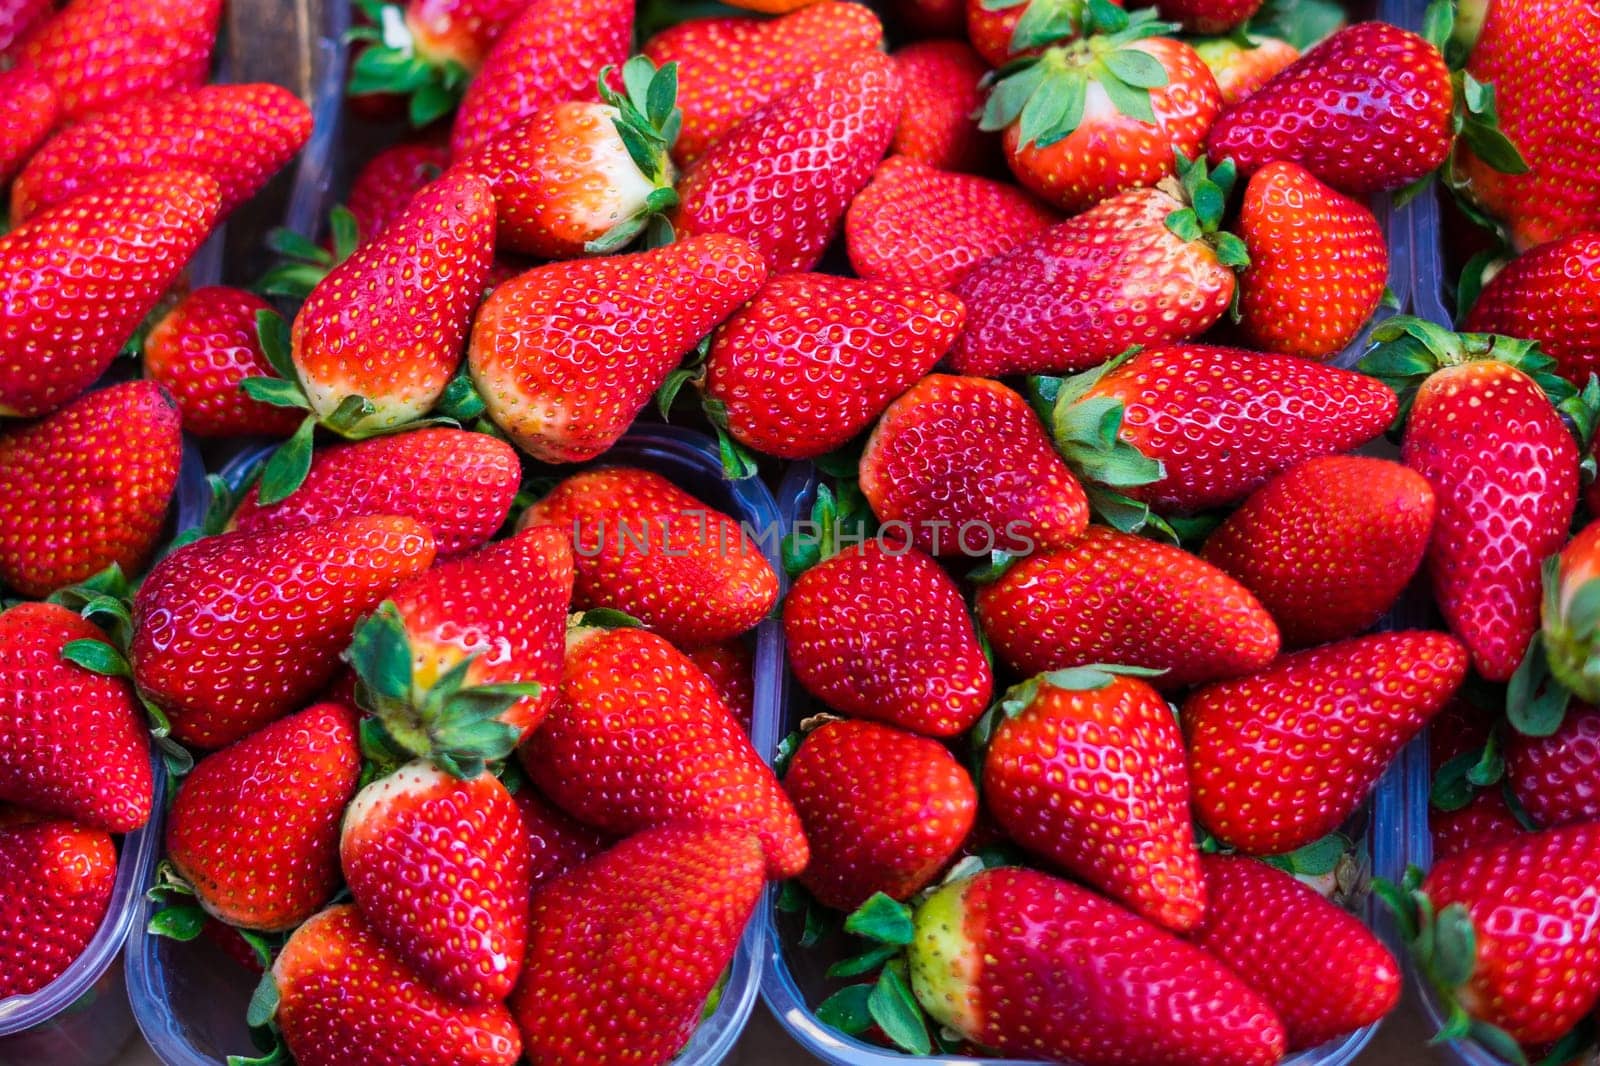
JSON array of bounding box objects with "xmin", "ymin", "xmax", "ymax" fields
[{"xmin": 3, "ymin": 0, "xmax": 1600, "ymax": 1061}]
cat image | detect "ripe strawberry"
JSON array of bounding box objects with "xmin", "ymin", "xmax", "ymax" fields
[
  {"xmin": 346, "ymin": 141, "xmax": 450, "ymax": 248},
  {"xmin": 1205, "ymin": 22, "xmax": 1453, "ymax": 195},
  {"xmin": 467, "ymin": 235, "xmax": 768, "ymax": 462},
  {"xmin": 273, "ymin": 904, "xmax": 522, "ymax": 1066},
  {"xmin": 1186, "ymin": 630, "xmax": 1468, "ymax": 854},
  {"xmin": 397, "ymin": 0, "xmax": 526, "ymax": 72},
  {"xmin": 642, "ymin": 2, "xmax": 885, "ymax": 167},
  {"xmin": 0, "ymin": 65, "xmax": 57, "ymax": 185},
  {"xmin": 1234, "ymin": 161, "xmax": 1389, "ymax": 360},
  {"xmin": 965, "ymin": 0, "xmax": 1117, "ymax": 69},
  {"xmin": 975, "ymin": 526, "xmax": 1280, "ymax": 689},
  {"xmin": 521, "ymin": 624, "xmax": 808, "ymax": 879},
  {"xmin": 512, "ymin": 785, "xmax": 612, "ymax": 888},
  {"xmin": 520, "ymin": 468, "xmax": 779, "ymax": 647},
  {"xmin": 1463, "ymin": 232, "xmax": 1600, "ymax": 386},
  {"xmin": 845, "ymin": 158, "xmax": 1058, "ymax": 293},
  {"xmin": 1541, "ymin": 521, "xmax": 1600, "ymax": 706},
  {"xmin": 510, "ymin": 823, "xmax": 765, "ymax": 1066},
  {"xmin": 1192, "ymin": 855, "xmax": 1401, "ymax": 1050},
  {"xmin": 1136, "ymin": 0, "xmax": 1259, "ymax": 33},
  {"xmin": 0, "ymin": 816, "xmax": 116, "ymax": 999},
  {"xmin": 858, "ymin": 374, "xmax": 1090, "ymax": 557},
  {"xmin": 1434, "ymin": 791, "xmax": 1526, "ymax": 862},
  {"xmin": 1191, "ymin": 34, "xmax": 1299, "ymax": 105},
  {"xmin": 1201, "ymin": 456, "xmax": 1436, "ymax": 648},
  {"xmin": 1428, "ymin": 697, "xmax": 1528, "ymax": 861},
  {"xmin": 346, "ymin": 0, "xmax": 529, "ymax": 124},
  {"xmin": 1506, "ymin": 703, "xmax": 1600, "ymax": 829},
  {"xmin": 166, "ymin": 702, "xmax": 360, "ymax": 932},
  {"xmin": 0, "ymin": 603, "xmax": 152, "ymax": 833},
  {"xmin": 984, "ymin": 667, "xmax": 1204, "ymax": 931},
  {"xmin": 0, "ymin": 0, "xmax": 50, "ymax": 54},
  {"xmin": 0, "ymin": 382, "xmax": 182, "ymax": 597},
  {"xmin": 672, "ymin": 50, "xmax": 904, "ymax": 274},
  {"xmin": 0, "ymin": 171, "xmax": 221, "ymax": 418},
  {"xmin": 890, "ymin": 40, "xmax": 995, "ymax": 173},
  {"xmin": 683, "ymin": 641, "xmax": 754, "ymax": 731},
  {"xmin": 131, "ymin": 516, "xmax": 437, "ymax": 749}
]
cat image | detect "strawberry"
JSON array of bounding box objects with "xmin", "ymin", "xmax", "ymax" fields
[
  {"xmin": 165, "ymin": 702, "xmax": 360, "ymax": 932},
  {"xmin": 784, "ymin": 719, "xmax": 976, "ymax": 911},
  {"xmin": 1463, "ymin": 232, "xmax": 1600, "ymax": 386},
  {"xmin": 0, "ymin": 0, "xmax": 50, "ymax": 54},
  {"xmin": 1428, "ymin": 697, "xmax": 1528, "ymax": 861},
  {"xmin": 10, "ymin": 83, "xmax": 311, "ymax": 224},
  {"xmin": 131, "ymin": 516, "xmax": 437, "ymax": 750},
  {"xmin": 342, "ymin": 761, "xmax": 534, "ymax": 1005},
  {"xmin": 510, "ymin": 823, "xmax": 765, "ymax": 1066},
  {"xmin": 1135, "ymin": 0, "xmax": 1258, "ymax": 34},
  {"xmin": 345, "ymin": 141, "xmax": 450, "ymax": 248},
  {"xmin": 1192, "ymin": 854, "xmax": 1401, "ymax": 1050},
  {"xmin": 890, "ymin": 40, "xmax": 996, "ymax": 174},
  {"xmin": 227, "ymin": 428, "xmax": 520, "ymax": 557},
  {"xmin": 1506, "ymin": 703, "xmax": 1600, "ymax": 829},
  {"xmin": 671, "ymin": 51, "xmax": 904, "ymax": 274},
  {"xmin": 890, "ymin": 0, "xmax": 964, "ymax": 36},
  {"xmin": 1541, "ymin": 520, "xmax": 1600, "ymax": 707},
  {"xmin": 844, "ymin": 158, "xmax": 1058, "ymax": 293},
  {"xmin": 520, "ymin": 468, "xmax": 779, "ymax": 647},
  {"xmin": 0, "ymin": 603, "xmax": 152, "ymax": 833},
  {"xmin": 642, "ymin": 1, "xmax": 885, "ymax": 167},
  {"xmin": 983, "ymin": 666, "xmax": 1204, "ymax": 931},
  {"xmin": 0, "ymin": 382, "xmax": 182, "ymax": 598},
  {"xmin": 975, "ymin": 526, "xmax": 1280, "ymax": 689},
  {"xmin": 784, "ymin": 542, "xmax": 992, "ymax": 737},
  {"xmin": 0, "ymin": 65, "xmax": 57, "ymax": 185},
  {"xmin": 467, "ymin": 235, "xmax": 768, "ymax": 463},
  {"xmin": 272, "ymin": 904, "xmax": 522, "ymax": 1066},
  {"xmin": 521, "ymin": 624, "xmax": 808, "ymax": 879},
  {"xmin": 346, "ymin": 0, "xmax": 529, "ymax": 125},
  {"xmin": 1433, "ymin": 791, "xmax": 1527, "ymax": 862},
  {"xmin": 1234, "ymin": 161, "xmax": 1389, "ymax": 360},
  {"xmin": 1360, "ymin": 318, "xmax": 1580, "ymax": 681},
  {"xmin": 1190, "ymin": 34, "xmax": 1298, "ymax": 105},
  {"xmin": 512, "ymin": 785, "xmax": 613, "ymax": 888},
  {"xmin": 1200, "ymin": 456, "xmax": 1436, "ymax": 649},
  {"xmin": 683, "ymin": 641, "xmax": 754, "ymax": 732},
  {"xmin": 0, "ymin": 171, "xmax": 221, "ymax": 418},
  {"xmin": 0, "ymin": 815, "xmax": 117, "ymax": 999},
  {"xmin": 1186, "ymin": 630, "xmax": 1468, "ymax": 854},
  {"xmin": 858, "ymin": 374, "xmax": 1090, "ymax": 557},
  {"xmin": 964, "ymin": 0, "xmax": 1117, "ymax": 69}
]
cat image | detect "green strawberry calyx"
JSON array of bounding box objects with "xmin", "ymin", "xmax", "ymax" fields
[
  {"xmin": 1158, "ymin": 152, "xmax": 1250, "ymax": 271},
  {"xmin": 969, "ymin": 663, "xmax": 1168, "ymax": 756},
  {"xmin": 587, "ymin": 56, "xmax": 683, "ymax": 255},
  {"xmin": 980, "ymin": 0, "xmax": 1094, "ymax": 58},
  {"xmin": 345, "ymin": 0, "xmax": 471, "ymax": 128},
  {"xmin": 1416, "ymin": 0, "xmax": 1527, "ymax": 180},
  {"xmin": 256, "ymin": 206, "xmax": 363, "ymax": 301},
  {"xmin": 1507, "ymin": 552, "xmax": 1599, "ymax": 738}
]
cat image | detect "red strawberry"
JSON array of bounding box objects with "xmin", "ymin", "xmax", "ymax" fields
[
  {"xmin": 1200, "ymin": 456, "xmax": 1436, "ymax": 648},
  {"xmin": 1185, "ymin": 630, "xmax": 1468, "ymax": 854},
  {"xmin": 0, "ymin": 815, "xmax": 116, "ymax": 999},
  {"xmin": 0, "ymin": 603, "xmax": 152, "ymax": 833},
  {"xmin": 512, "ymin": 785, "xmax": 612, "ymax": 888},
  {"xmin": 345, "ymin": 0, "xmax": 529, "ymax": 124},
  {"xmin": 131, "ymin": 516, "xmax": 437, "ymax": 750},
  {"xmin": 890, "ymin": 40, "xmax": 995, "ymax": 174},
  {"xmin": 844, "ymin": 158, "xmax": 1058, "ymax": 293},
  {"xmin": 0, "ymin": 381, "xmax": 182, "ymax": 597},
  {"xmin": 858, "ymin": 374, "xmax": 1090, "ymax": 557},
  {"xmin": 520, "ymin": 468, "xmax": 779, "ymax": 647},
  {"xmin": 1463, "ymin": 232, "xmax": 1600, "ymax": 386},
  {"xmin": 0, "ymin": 0, "xmax": 50, "ymax": 54},
  {"xmin": 1428, "ymin": 697, "xmax": 1528, "ymax": 860},
  {"xmin": 272, "ymin": 904, "xmax": 522, "ymax": 1066},
  {"xmin": 1506, "ymin": 703, "xmax": 1600, "ymax": 829},
  {"xmin": 1542, "ymin": 519, "xmax": 1600, "ymax": 705},
  {"xmin": 1136, "ymin": 0, "xmax": 1258, "ymax": 33},
  {"xmin": 521, "ymin": 624, "xmax": 807, "ymax": 879},
  {"xmin": 0, "ymin": 64, "xmax": 57, "ymax": 185},
  {"xmin": 510, "ymin": 823, "xmax": 764, "ymax": 1066},
  {"xmin": 1191, "ymin": 34, "xmax": 1299, "ymax": 105},
  {"xmin": 975, "ymin": 526, "xmax": 1280, "ymax": 689},
  {"xmin": 1234, "ymin": 161, "xmax": 1389, "ymax": 360},
  {"xmin": 1434, "ymin": 791, "xmax": 1527, "ymax": 862},
  {"xmin": 785, "ymin": 719, "xmax": 976, "ymax": 911},
  {"xmin": 0, "ymin": 171, "xmax": 221, "ymax": 418},
  {"xmin": 467, "ymin": 235, "xmax": 768, "ymax": 462},
  {"xmin": 683, "ymin": 641, "xmax": 754, "ymax": 732},
  {"xmin": 784, "ymin": 542, "xmax": 992, "ymax": 737},
  {"xmin": 964, "ymin": 0, "xmax": 1117, "ymax": 69},
  {"xmin": 642, "ymin": 1, "xmax": 885, "ymax": 167},
  {"xmin": 1192, "ymin": 854, "xmax": 1401, "ymax": 1050},
  {"xmin": 671, "ymin": 50, "xmax": 904, "ymax": 274},
  {"xmin": 400, "ymin": 0, "xmax": 527, "ymax": 72},
  {"xmin": 166, "ymin": 702, "xmax": 360, "ymax": 931},
  {"xmin": 984, "ymin": 667, "xmax": 1204, "ymax": 931},
  {"xmin": 346, "ymin": 141, "xmax": 450, "ymax": 248}
]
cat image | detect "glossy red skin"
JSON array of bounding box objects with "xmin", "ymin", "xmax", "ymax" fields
[
  {"xmin": 144, "ymin": 286, "xmax": 305, "ymax": 439},
  {"xmin": 1427, "ymin": 697, "xmax": 1528, "ymax": 860},
  {"xmin": 1507, "ymin": 704, "xmax": 1600, "ymax": 829},
  {"xmin": 132, "ymin": 516, "xmax": 437, "ymax": 750},
  {"xmin": 0, "ymin": 603, "xmax": 152, "ymax": 834},
  {"xmin": 1421, "ymin": 824, "xmax": 1600, "ymax": 1045},
  {"xmin": 977, "ymin": 527, "xmax": 1279, "ymax": 689},
  {"xmin": 167, "ymin": 702, "xmax": 360, "ymax": 932},
  {"xmin": 947, "ymin": 187, "xmax": 1233, "ymax": 377},
  {"xmin": 511, "ymin": 823, "xmax": 764, "ymax": 1066},
  {"xmin": 275, "ymin": 904, "xmax": 522, "ymax": 1066},
  {"xmin": 1192, "ymin": 855, "xmax": 1401, "ymax": 1050},
  {"xmin": 706, "ymin": 273, "xmax": 965, "ymax": 459},
  {"xmin": 846, "ymin": 158, "xmax": 1058, "ymax": 293},
  {"xmin": 0, "ymin": 171, "xmax": 221, "ymax": 418},
  {"xmin": 0, "ymin": 381, "xmax": 182, "ymax": 597},
  {"xmin": 1201, "ymin": 456, "xmax": 1435, "ymax": 648},
  {"xmin": 1205, "ymin": 22, "xmax": 1452, "ymax": 196},
  {"xmin": 891, "ymin": 40, "xmax": 995, "ymax": 174},
  {"xmin": 0, "ymin": 65, "xmax": 57, "ymax": 185},
  {"xmin": 784, "ymin": 543, "xmax": 993, "ymax": 737},
  {"xmin": 1135, "ymin": 0, "xmax": 1261, "ymax": 33},
  {"xmin": 1464, "ymin": 233, "xmax": 1600, "ymax": 385},
  {"xmin": 672, "ymin": 51, "xmax": 904, "ymax": 275},
  {"xmin": 985, "ymin": 674, "xmax": 1204, "ymax": 931},
  {"xmin": 858, "ymin": 374, "xmax": 1090, "ymax": 557},
  {"xmin": 1186, "ymin": 630, "xmax": 1468, "ymax": 854},
  {"xmin": 683, "ymin": 641, "xmax": 754, "ymax": 732},
  {"xmin": 405, "ymin": 0, "xmax": 528, "ymax": 71},
  {"xmin": 1404, "ymin": 361, "xmax": 1578, "ymax": 681},
  {"xmin": 520, "ymin": 467, "xmax": 779, "ymax": 648},
  {"xmin": 521, "ymin": 626, "xmax": 808, "ymax": 879},
  {"xmin": 228, "ymin": 428, "xmax": 519, "ymax": 557},
  {"xmin": 787, "ymin": 719, "xmax": 976, "ymax": 911},
  {"xmin": 0, "ymin": 0, "xmax": 50, "ymax": 55},
  {"xmin": 511, "ymin": 786, "xmax": 613, "ymax": 889},
  {"xmin": 346, "ymin": 142, "xmax": 450, "ymax": 248},
  {"xmin": 0, "ymin": 817, "xmax": 116, "ymax": 999},
  {"xmin": 1192, "ymin": 35, "xmax": 1300, "ymax": 106}
]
